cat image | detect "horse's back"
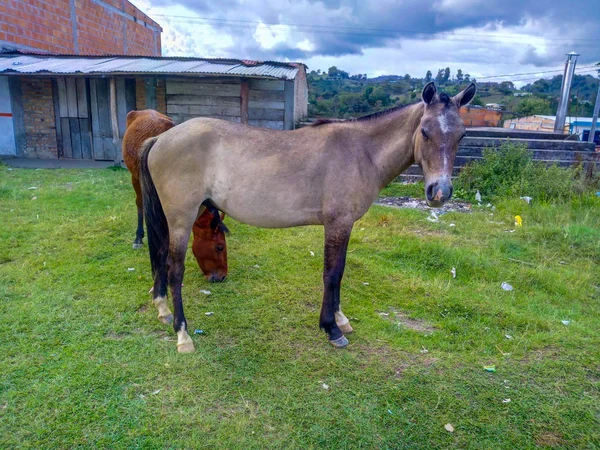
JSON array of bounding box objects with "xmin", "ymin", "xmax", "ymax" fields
[{"xmin": 122, "ymin": 110, "xmax": 176, "ymax": 173}]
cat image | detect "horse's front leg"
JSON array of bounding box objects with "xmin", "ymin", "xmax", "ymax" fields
[
  {"xmin": 132, "ymin": 177, "xmax": 144, "ymax": 249},
  {"xmin": 320, "ymin": 220, "xmax": 353, "ymax": 348}
]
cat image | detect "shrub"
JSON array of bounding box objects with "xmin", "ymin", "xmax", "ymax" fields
[{"xmin": 454, "ymin": 142, "xmax": 599, "ymax": 202}]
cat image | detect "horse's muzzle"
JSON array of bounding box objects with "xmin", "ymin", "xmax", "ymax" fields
[
  {"xmin": 207, "ymin": 273, "xmax": 227, "ymax": 282},
  {"xmin": 425, "ymin": 180, "xmax": 453, "ymax": 207}
]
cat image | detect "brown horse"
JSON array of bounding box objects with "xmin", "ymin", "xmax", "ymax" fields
[
  {"xmin": 140, "ymin": 82, "xmax": 476, "ymax": 353},
  {"xmin": 122, "ymin": 109, "xmax": 228, "ymax": 282}
]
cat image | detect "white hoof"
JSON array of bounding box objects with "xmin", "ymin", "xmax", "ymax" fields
[
  {"xmin": 335, "ymin": 310, "xmax": 353, "ymax": 334},
  {"xmin": 153, "ymin": 296, "xmax": 173, "ymax": 325},
  {"xmin": 177, "ymin": 328, "xmax": 195, "ymax": 353},
  {"xmin": 329, "ymin": 335, "xmax": 349, "ymax": 348},
  {"xmin": 132, "ymin": 242, "xmax": 143, "ymax": 249}
]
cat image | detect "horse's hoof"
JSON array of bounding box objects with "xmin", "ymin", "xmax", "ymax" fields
[
  {"xmin": 158, "ymin": 313, "xmax": 173, "ymax": 325},
  {"xmin": 338, "ymin": 322, "xmax": 353, "ymax": 334},
  {"xmin": 132, "ymin": 243, "xmax": 143, "ymax": 249},
  {"xmin": 177, "ymin": 341, "xmax": 196, "ymax": 353},
  {"xmin": 329, "ymin": 335, "xmax": 349, "ymax": 348}
]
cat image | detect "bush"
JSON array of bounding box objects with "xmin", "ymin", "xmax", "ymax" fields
[{"xmin": 454, "ymin": 143, "xmax": 599, "ymax": 202}]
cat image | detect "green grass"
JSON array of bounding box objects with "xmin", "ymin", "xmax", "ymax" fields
[{"xmin": 1, "ymin": 168, "xmax": 599, "ymax": 449}]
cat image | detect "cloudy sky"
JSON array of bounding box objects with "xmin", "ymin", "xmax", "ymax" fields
[{"xmin": 130, "ymin": 0, "xmax": 600, "ymax": 86}]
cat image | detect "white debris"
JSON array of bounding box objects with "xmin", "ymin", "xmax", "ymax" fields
[
  {"xmin": 475, "ymin": 190, "xmax": 482, "ymax": 203},
  {"xmin": 420, "ymin": 347, "xmax": 429, "ymax": 354},
  {"xmin": 360, "ymin": 227, "xmax": 365, "ymax": 231},
  {"xmin": 561, "ymin": 320, "xmax": 570, "ymax": 325},
  {"xmin": 31, "ymin": 196, "xmax": 37, "ymax": 200},
  {"xmin": 502, "ymin": 398, "xmax": 511, "ymax": 403},
  {"xmin": 253, "ymin": 264, "xmax": 260, "ymax": 268},
  {"xmin": 151, "ymin": 389, "xmax": 161, "ymax": 395},
  {"xmin": 486, "ymin": 203, "xmax": 492, "ymax": 208},
  {"xmin": 520, "ymin": 196, "xmax": 532, "ymax": 204},
  {"xmin": 444, "ymin": 423, "xmax": 455, "ymax": 433},
  {"xmin": 128, "ymin": 268, "xmax": 135, "ymax": 271},
  {"xmin": 28, "ymin": 186, "xmax": 38, "ymax": 190},
  {"xmin": 449, "ymin": 223, "xmax": 455, "ymax": 227},
  {"xmin": 310, "ymin": 251, "xmax": 315, "ymax": 256},
  {"xmin": 501, "ymin": 282, "xmax": 514, "ymax": 291},
  {"xmin": 379, "ymin": 312, "xmax": 390, "ymax": 317},
  {"xmin": 450, "ymin": 267, "xmax": 456, "ymax": 278},
  {"xmin": 322, "ymin": 383, "xmax": 329, "ymax": 390},
  {"xmin": 505, "ymin": 334, "xmax": 513, "ymax": 340},
  {"xmin": 200, "ymin": 289, "xmax": 211, "ymax": 295},
  {"xmin": 205, "ymin": 312, "xmax": 214, "ymax": 316},
  {"xmin": 149, "ymin": 286, "xmax": 154, "ymax": 293},
  {"xmin": 363, "ymin": 282, "xmax": 370, "ymax": 286},
  {"xmin": 426, "ymin": 211, "xmax": 439, "ymax": 223}
]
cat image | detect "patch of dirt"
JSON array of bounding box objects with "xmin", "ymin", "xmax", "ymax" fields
[
  {"xmin": 535, "ymin": 432, "xmax": 566, "ymax": 447},
  {"xmin": 379, "ymin": 307, "xmax": 437, "ymax": 333},
  {"xmin": 136, "ymin": 303, "xmax": 149, "ymax": 313},
  {"xmin": 106, "ymin": 331, "xmax": 128, "ymax": 340},
  {"xmin": 519, "ymin": 346, "xmax": 561, "ymax": 364},
  {"xmin": 376, "ymin": 196, "xmax": 473, "ymax": 214}
]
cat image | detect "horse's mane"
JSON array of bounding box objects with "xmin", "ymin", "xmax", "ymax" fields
[
  {"xmin": 310, "ymin": 92, "xmax": 452, "ymax": 127},
  {"xmin": 310, "ymin": 100, "xmax": 421, "ymax": 127}
]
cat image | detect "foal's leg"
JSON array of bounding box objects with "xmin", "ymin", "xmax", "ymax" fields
[
  {"xmin": 320, "ymin": 221, "xmax": 353, "ymax": 348},
  {"xmin": 132, "ymin": 177, "xmax": 144, "ymax": 249}
]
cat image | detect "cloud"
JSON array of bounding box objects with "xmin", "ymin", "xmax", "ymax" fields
[{"xmin": 130, "ymin": 0, "xmax": 600, "ymax": 81}]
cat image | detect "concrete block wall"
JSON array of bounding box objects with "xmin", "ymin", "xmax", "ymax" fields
[{"xmin": 0, "ymin": 0, "xmax": 161, "ymax": 56}]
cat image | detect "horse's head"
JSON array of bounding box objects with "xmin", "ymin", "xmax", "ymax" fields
[
  {"xmin": 192, "ymin": 212, "xmax": 228, "ymax": 282},
  {"xmin": 414, "ymin": 82, "xmax": 476, "ymax": 207}
]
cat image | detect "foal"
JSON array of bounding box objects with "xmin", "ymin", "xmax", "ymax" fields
[
  {"xmin": 140, "ymin": 82, "xmax": 476, "ymax": 352},
  {"xmin": 122, "ymin": 109, "xmax": 228, "ymax": 282}
]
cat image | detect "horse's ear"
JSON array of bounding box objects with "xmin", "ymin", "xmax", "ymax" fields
[
  {"xmin": 454, "ymin": 83, "xmax": 476, "ymax": 108},
  {"xmin": 422, "ymin": 82, "xmax": 436, "ymax": 105}
]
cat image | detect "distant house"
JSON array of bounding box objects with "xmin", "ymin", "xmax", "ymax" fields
[
  {"xmin": 513, "ymin": 92, "xmax": 532, "ymax": 97},
  {"xmin": 0, "ymin": 54, "xmax": 308, "ymax": 160},
  {"xmin": 459, "ymin": 105, "xmax": 503, "ymax": 127},
  {"xmin": 503, "ymin": 115, "xmax": 596, "ymax": 138},
  {"xmin": 485, "ymin": 103, "xmax": 504, "ymax": 110}
]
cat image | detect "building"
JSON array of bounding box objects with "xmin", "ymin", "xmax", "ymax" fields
[
  {"xmin": 0, "ymin": 53, "xmax": 308, "ymax": 160},
  {"xmin": 459, "ymin": 105, "xmax": 503, "ymax": 127},
  {"xmin": 0, "ymin": 0, "xmax": 161, "ymax": 56},
  {"xmin": 503, "ymin": 115, "xmax": 596, "ymax": 139}
]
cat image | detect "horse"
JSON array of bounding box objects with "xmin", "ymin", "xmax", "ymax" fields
[
  {"xmin": 122, "ymin": 109, "xmax": 228, "ymax": 282},
  {"xmin": 139, "ymin": 82, "xmax": 476, "ymax": 353}
]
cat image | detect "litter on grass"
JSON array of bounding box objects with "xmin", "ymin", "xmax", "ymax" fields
[
  {"xmin": 444, "ymin": 423, "xmax": 455, "ymax": 433},
  {"xmin": 426, "ymin": 211, "xmax": 439, "ymax": 223},
  {"xmin": 561, "ymin": 320, "xmax": 571, "ymax": 325},
  {"xmin": 502, "ymin": 398, "xmax": 511, "ymax": 403},
  {"xmin": 194, "ymin": 329, "xmax": 205, "ymax": 335},
  {"xmin": 475, "ymin": 190, "xmax": 482, "ymax": 203},
  {"xmin": 450, "ymin": 267, "xmax": 456, "ymax": 278},
  {"xmin": 505, "ymin": 334, "xmax": 513, "ymax": 340},
  {"xmin": 520, "ymin": 196, "xmax": 532, "ymax": 204},
  {"xmin": 205, "ymin": 312, "xmax": 214, "ymax": 316},
  {"xmin": 501, "ymin": 282, "xmax": 514, "ymax": 291},
  {"xmin": 484, "ymin": 365, "xmax": 496, "ymax": 372},
  {"xmin": 363, "ymin": 282, "xmax": 370, "ymax": 286},
  {"xmin": 515, "ymin": 215, "xmax": 523, "ymax": 226},
  {"xmin": 199, "ymin": 289, "xmax": 211, "ymax": 295},
  {"xmin": 310, "ymin": 251, "xmax": 315, "ymax": 256},
  {"xmin": 322, "ymin": 383, "xmax": 330, "ymax": 390}
]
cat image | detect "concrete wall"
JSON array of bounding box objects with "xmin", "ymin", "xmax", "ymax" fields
[
  {"xmin": 0, "ymin": 0, "xmax": 161, "ymax": 56},
  {"xmin": 293, "ymin": 66, "xmax": 308, "ymax": 123}
]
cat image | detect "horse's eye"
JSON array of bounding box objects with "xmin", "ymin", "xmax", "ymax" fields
[
  {"xmin": 421, "ymin": 129, "xmax": 429, "ymax": 140},
  {"xmin": 216, "ymin": 245, "xmax": 224, "ymax": 252}
]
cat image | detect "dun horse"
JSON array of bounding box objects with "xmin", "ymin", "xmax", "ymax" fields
[
  {"xmin": 122, "ymin": 109, "xmax": 228, "ymax": 282},
  {"xmin": 140, "ymin": 82, "xmax": 476, "ymax": 352}
]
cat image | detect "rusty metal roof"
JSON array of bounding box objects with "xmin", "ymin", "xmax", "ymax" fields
[{"xmin": 0, "ymin": 54, "xmax": 301, "ymax": 80}]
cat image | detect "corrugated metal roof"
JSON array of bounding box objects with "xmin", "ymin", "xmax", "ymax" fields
[{"xmin": 0, "ymin": 54, "xmax": 300, "ymax": 80}]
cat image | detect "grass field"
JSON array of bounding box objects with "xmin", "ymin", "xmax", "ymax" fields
[{"xmin": 1, "ymin": 166, "xmax": 599, "ymax": 449}]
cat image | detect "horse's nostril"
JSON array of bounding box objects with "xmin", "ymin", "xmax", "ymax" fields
[{"xmin": 426, "ymin": 184, "xmax": 435, "ymax": 201}]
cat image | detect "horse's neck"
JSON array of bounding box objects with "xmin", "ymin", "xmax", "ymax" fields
[{"xmin": 365, "ymin": 103, "xmax": 424, "ymax": 188}]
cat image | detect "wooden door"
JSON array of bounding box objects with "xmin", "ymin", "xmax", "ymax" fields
[
  {"xmin": 89, "ymin": 78, "xmax": 119, "ymax": 161},
  {"xmin": 55, "ymin": 77, "xmax": 92, "ymax": 159}
]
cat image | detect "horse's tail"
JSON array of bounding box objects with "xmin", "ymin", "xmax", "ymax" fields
[{"xmin": 139, "ymin": 137, "xmax": 168, "ymax": 281}]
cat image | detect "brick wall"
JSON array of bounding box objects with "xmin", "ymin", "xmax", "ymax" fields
[
  {"xmin": 20, "ymin": 77, "xmax": 57, "ymax": 158},
  {"xmin": 0, "ymin": 0, "xmax": 161, "ymax": 55},
  {"xmin": 459, "ymin": 106, "xmax": 502, "ymax": 127}
]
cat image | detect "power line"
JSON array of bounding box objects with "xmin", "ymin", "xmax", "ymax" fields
[
  {"xmin": 476, "ymin": 65, "xmax": 599, "ymax": 80},
  {"xmin": 153, "ymin": 14, "xmax": 600, "ymax": 43}
]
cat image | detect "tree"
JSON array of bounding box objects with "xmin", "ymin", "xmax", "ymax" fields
[
  {"xmin": 435, "ymin": 69, "xmax": 444, "ymax": 84},
  {"xmin": 443, "ymin": 67, "xmax": 451, "ymax": 85},
  {"xmin": 464, "ymin": 73, "xmax": 471, "ymax": 83},
  {"xmin": 515, "ymin": 97, "xmax": 552, "ymax": 116},
  {"xmin": 456, "ymin": 69, "xmax": 463, "ymax": 83},
  {"xmin": 404, "ymin": 73, "xmax": 411, "ymax": 81},
  {"xmin": 425, "ymin": 70, "xmax": 432, "ymax": 83}
]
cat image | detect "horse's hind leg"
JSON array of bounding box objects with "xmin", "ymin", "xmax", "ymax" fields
[
  {"xmin": 132, "ymin": 176, "xmax": 144, "ymax": 249},
  {"xmin": 320, "ymin": 220, "xmax": 353, "ymax": 348}
]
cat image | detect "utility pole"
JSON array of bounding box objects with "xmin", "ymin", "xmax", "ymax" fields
[
  {"xmin": 554, "ymin": 51, "xmax": 579, "ymax": 133},
  {"xmin": 588, "ymin": 68, "xmax": 600, "ymax": 144}
]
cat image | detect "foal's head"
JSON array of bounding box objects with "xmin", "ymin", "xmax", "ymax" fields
[
  {"xmin": 192, "ymin": 211, "xmax": 228, "ymax": 282},
  {"xmin": 414, "ymin": 82, "xmax": 476, "ymax": 207}
]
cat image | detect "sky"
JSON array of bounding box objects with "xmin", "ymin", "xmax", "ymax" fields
[{"xmin": 130, "ymin": 0, "xmax": 600, "ymax": 87}]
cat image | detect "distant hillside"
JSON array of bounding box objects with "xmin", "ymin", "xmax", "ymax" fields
[{"xmin": 307, "ymin": 67, "xmax": 599, "ymax": 120}]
